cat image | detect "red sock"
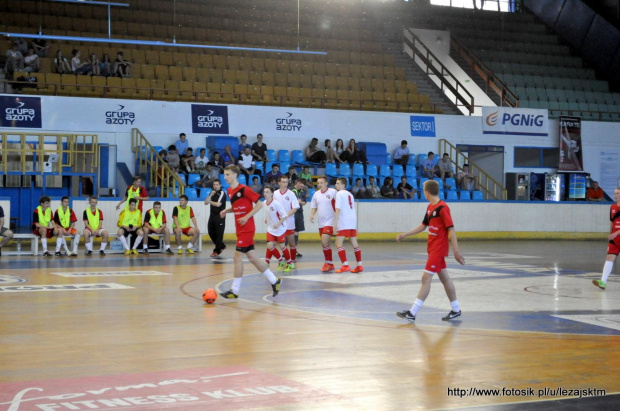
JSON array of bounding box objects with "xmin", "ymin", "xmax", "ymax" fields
[
  {"xmin": 354, "ymin": 247, "xmax": 362, "ymax": 263},
  {"xmin": 265, "ymin": 247, "xmax": 273, "ymax": 261},
  {"xmin": 290, "ymin": 245, "xmax": 297, "ymax": 262},
  {"xmin": 323, "ymin": 246, "xmax": 332, "ymax": 263},
  {"xmin": 337, "ymin": 247, "xmax": 347, "ymax": 264},
  {"xmin": 272, "ymin": 247, "xmax": 281, "ymax": 260},
  {"xmin": 282, "ymin": 247, "xmax": 290, "ymax": 262}
]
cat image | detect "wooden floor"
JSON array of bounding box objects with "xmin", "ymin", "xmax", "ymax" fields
[{"xmin": 0, "ymin": 240, "xmax": 619, "ymax": 410}]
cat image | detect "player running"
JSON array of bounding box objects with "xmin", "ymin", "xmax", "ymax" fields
[{"xmin": 593, "ymin": 187, "xmax": 620, "ymax": 290}]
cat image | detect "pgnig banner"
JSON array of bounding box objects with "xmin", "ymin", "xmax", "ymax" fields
[
  {"xmin": 559, "ymin": 116, "xmax": 583, "ymax": 172},
  {"xmin": 482, "ymin": 107, "xmax": 548, "ymax": 136}
]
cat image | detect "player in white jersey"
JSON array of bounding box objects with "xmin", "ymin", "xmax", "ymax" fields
[
  {"xmin": 273, "ymin": 175, "xmax": 300, "ymax": 269},
  {"xmin": 263, "ymin": 186, "xmax": 292, "ymax": 272},
  {"xmin": 333, "ymin": 177, "xmax": 363, "ymax": 273},
  {"xmin": 310, "ymin": 175, "xmax": 337, "ymax": 272}
]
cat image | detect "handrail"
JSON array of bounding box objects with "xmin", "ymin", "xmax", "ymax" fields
[
  {"xmin": 0, "ymin": 132, "xmax": 98, "ymax": 175},
  {"xmin": 438, "ymin": 139, "xmax": 508, "ymax": 200},
  {"xmin": 403, "ymin": 28, "xmax": 475, "ymax": 115},
  {"xmin": 131, "ymin": 128, "xmax": 186, "ymax": 198},
  {"xmin": 450, "ymin": 36, "xmax": 519, "ymax": 108}
]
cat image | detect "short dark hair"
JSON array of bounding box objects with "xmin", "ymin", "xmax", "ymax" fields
[
  {"xmin": 89, "ymin": 196, "xmax": 98, "ymax": 201},
  {"xmin": 39, "ymin": 196, "xmax": 51, "ymax": 204},
  {"xmin": 252, "ymin": 176, "xmax": 259, "ymax": 181},
  {"xmin": 154, "ymin": 201, "xmax": 161, "ymax": 206},
  {"xmin": 463, "ymin": 163, "xmax": 469, "ymax": 167},
  {"xmin": 179, "ymin": 133, "xmax": 186, "ymax": 137},
  {"xmin": 336, "ymin": 177, "xmax": 348, "ymax": 185},
  {"xmin": 179, "ymin": 194, "xmax": 189, "ymax": 201},
  {"xmin": 278, "ymin": 174, "xmax": 289, "ymax": 182},
  {"xmin": 61, "ymin": 196, "xmax": 69, "ymax": 201},
  {"xmin": 317, "ymin": 175, "xmax": 328, "ymax": 183},
  {"xmin": 240, "ymin": 134, "xmax": 247, "ymax": 138},
  {"xmin": 424, "ymin": 180, "xmax": 439, "ymax": 196},
  {"xmin": 443, "ymin": 153, "xmax": 449, "ymax": 157},
  {"xmin": 356, "ymin": 178, "xmax": 362, "ymax": 182},
  {"xmin": 272, "ymin": 163, "xmax": 279, "ymax": 169},
  {"xmin": 427, "ymin": 151, "xmax": 434, "ymax": 156},
  {"xmin": 213, "ymin": 178, "xmax": 221, "ymax": 184},
  {"xmin": 129, "ymin": 198, "xmax": 138, "ymax": 204},
  {"xmin": 264, "ymin": 185, "xmax": 274, "ymax": 194},
  {"xmin": 200, "ymin": 148, "xmax": 206, "ymax": 153},
  {"xmin": 132, "ymin": 175, "xmax": 142, "ymax": 182},
  {"xmin": 296, "ymin": 178, "xmax": 306, "ymax": 185},
  {"xmin": 401, "ymin": 140, "xmax": 407, "ymax": 145}
]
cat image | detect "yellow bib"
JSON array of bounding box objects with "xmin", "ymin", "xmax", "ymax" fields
[
  {"xmin": 36, "ymin": 206, "xmax": 52, "ymax": 227},
  {"xmin": 120, "ymin": 209, "xmax": 141, "ymax": 227},
  {"xmin": 174, "ymin": 206, "xmax": 191, "ymax": 229},
  {"xmin": 126, "ymin": 186, "xmax": 141, "ymax": 210},
  {"xmin": 148, "ymin": 209, "xmax": 164, "ymax": 229},
  {"xmin": 86, "ymin": 208, "xmax": 100, "ymax": 231},
  {"xmin": 57, "ymin": 206, "xmax": 71, "ymax": 228}
]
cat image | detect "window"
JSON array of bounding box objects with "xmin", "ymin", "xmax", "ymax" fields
[{"xmin": 514, "ymin": 147, "xmax": 559, "ymax": 168}]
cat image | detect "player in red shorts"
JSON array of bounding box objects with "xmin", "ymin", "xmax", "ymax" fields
[
  {"xmin": 263, "ymin": 185, "xmax": 290, "ymax": 271},
  {"xmin": 172, "ymin": 195, "xmax": 200, "ymax": 254},
  {"xmin": 219, "ymin": 165, "xmax": 281, "ymax": 299},
  {"xmin": 83, "ymin": 196, "xmax": 109, "ymax": 256},
  {"xmin": 310, "ymin": 175, "xmax": 337, "ymax": 272},
  {"xmin": 333, "ymin": 178, "xmax": 363, "ymax": 273},
  {"xmin": 593, "ymin": 187, "xmax": 620, "ymax": 290},
  {"xmin": 32, "ymin": 196, "xmax": 59, "ymax": 257},
  {"xmin": 395, "ymin": 180, "xmax": 465, "ymax": 323},
  {"xmin": 273, "ymin": 174, "xmax": 300, "ymax": 270}
]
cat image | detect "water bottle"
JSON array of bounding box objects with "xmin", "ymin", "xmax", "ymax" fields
[{"xmin": 16, "ymin": 240, "xmax": 21, "ymax": 253}]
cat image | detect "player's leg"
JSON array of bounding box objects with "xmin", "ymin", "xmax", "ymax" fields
[
  {"xmin": 438, "ymin": 268, "xmax": 461, "ymax": 320},
  {"xmin": 246, "ymin": 248, "xmax": 281, "ymax": 297},
  {"xmin": 265, "ymin": 239, "xmax": 274, "ymax": 264},
  {"xmin": 118, "ymin": 228, "xmax": 130, "ymax": 253},
  {"xmin": 132, "ymin": 229, "xmax": 144, "ymax": 254},
  {"xmin": 335, "ymin": 235, "xmax": 350, "ymax": 272},
  {"xmin": 162, "ymin": 227, "xmax": 172, "ymax": 253},
  {"xmin": 207, "ymin": 218, "xmax": 217, "ymax": 254},
  {"xmin": 397, "ymin": 255, "xmax": 440, "ymax": 322},
  {"xmin": 38, "ymin": 227, "xmax": 50, "ymax": 255},
  {"xmin": 174, "ymin": 227, "xmax": 183, "ymax": 253},
  {"xmin": 99, "ymin": 230, "xmax": 108, "ymax": 254},
  {"xmin": 55, "ymin": 228, "xmax": 65, "ymax": 255},
  {"xmin": 320, "ymin": 232, "xmax": 334, "ymax": 272},
  {"xmin": 186, "ymin": 227, "xmax": 199, "ymax": 253},
  {"xmin": 350, "ymin": 236, "xmax": 363, "ymax": 272},
  {"xmin": 142, "ymin": 227, "xmax": 150, "ymax": 250},
  {"xmin": 0, "ymin": 228, "xmax": 14, "ymax": 251},
  {"xmin": 286, "ymin": 232, "xmax": 297, "ymax": 266},
  {"xmin": 220, "ymin": 249, "xmax": 246, "ymax": 299},
  {"xmin": 594, "ymin": 253, "xmax": 617, "ymax": 290},
  {"xmin": 83, "ymin": 229, "xmax": 93, "ymax": 254}
]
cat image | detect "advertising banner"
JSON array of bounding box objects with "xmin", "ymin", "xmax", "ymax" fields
[
  {"xmin": 410, "ymin": 115, "xmax": 436, "ymax": 137},
  {"xmin": 0, "ymin": 95, "xmax": 42, "ymax": 128},
  {"xmin": 558, "ymin": 115, "xmax": 583, "ymax": 171},
  {"xmin": 482, "ymin": 106, "xmax": 549, "ymax": 136}
]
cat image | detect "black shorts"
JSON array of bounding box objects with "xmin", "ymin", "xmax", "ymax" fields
[
  {"xmin": 120, "ymin": 228, "xmax": 138, "ymax": 238},
  {"xmin": 236, "ymin": 244, "xmax": 255, "ymax": 253},
  {"xmin": 294, "ymin": 212, "xmax": 305, "ymax": 232}
]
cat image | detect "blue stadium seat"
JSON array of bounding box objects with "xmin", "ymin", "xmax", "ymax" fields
[
  {"xmin": 392, "ymin": 166, "xmax": 404, "ymax": 179},
  {"xmin": 408, "ymin": 178, "xmax": 418, "ymax": 189},
  {"xmin": 460, "ymin": 191, "xmax": 471, "ymax": 200},
  {"xmin": 185, "ymin": 187, "xmax": 198, "ymax": 200},
  {"xmin": 254, "ymin": 161, "xmax": 264, "ymax": 173},
  {"xmin": 325, "ymin": 162, "xmax": 338, "ymax": 177},
  {"xmin": 219, "ymin": 174, "xmax": 230, "ymax": 189},
  {"xmin": 280, "ymin": 162, "xmax": 291, "ymax": 173},
  {"xmin": 266, "ymin": 149, "xmax": 276, "ymax": 162},
  {"xmin": 339, "ymin": 163, "xmax": 351, "ymax": 178},
  {"xmin": 291, "ymin": 150, "xmax": 307, "ymax": 165},
  {"xmin": 419, "ymin": 177, "xmax": 428, "ymax": 188},
  {"xmin": 187, "ymin": 174, "xmax": 201, "ymax": 186},
  {"xmin": 352, "ymin": 162, "xmax": 365, "ymax": 177},
  {"xmin": 418, "ymin": 154, "xmax": 428, "ymax": 165},
  {"xmin": 265, "ymin": 161, "xmax": 275, "ymax": 171},
  {"xmin": 436, "ymin": 179, "xmax": 444, "ymax": 190},
  {"xmin": 307, "ymin": 188, "xmax": 316, "ymax": 199},
  {"xmin": 238, "ymin": 174, "xmax": 247, "ymax": 185},
  {"xmin": 447, "ymin": 191, "xmax": 458, "ymax": 200},
  {"xmin": 365, "ymin": 163, "xmax": 378, "ymax": 178},
  {"xmin": 472, "ymin": 191, "xmax": 484, "ymax": 200},
  {"xmin": 405, "ymin": 165, "xmax": 417, "ymax": 179},
  {"xmin": 278, "ymin": 150, "xmax": 291, "ymax": 162},
  {"xmin": 445, "ymin": 178, "xmax": 457, "ymax": 191},
  {"xmin": 408, "ymin": 154, "xmax": 417, "ymax": 166},
  {"xmin": 199, "ymin": 188, "xmax": 212, "ymax": 200},
  {"xmin": 384, "ymin": 153, "xmax": 392, "ymax": 165},
  {"xmin": 438, "ymin": 191, "xmax": 445, "ymax": 200},
  {"xmin": 379, "ymin": 164, "xmax": 391, "ymax": 177}
]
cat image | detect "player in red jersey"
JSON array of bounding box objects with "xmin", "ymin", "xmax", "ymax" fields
[
  {"xmin": 218, "ymin": 165, "xmax": 281, "ymax": 299},
  {"xmin": 593, "ymin": 187, "xmax": 620, "ymax": 290},
  {"xmin": 395, "ymin": 180, "xmax": 465, "ymax": 323}
]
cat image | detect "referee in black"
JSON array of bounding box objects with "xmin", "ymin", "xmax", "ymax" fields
[{"xmin": 205, "ymin": 179, "xmax": 227, "ymax": 257}]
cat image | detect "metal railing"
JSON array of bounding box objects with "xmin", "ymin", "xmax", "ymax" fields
[
  {"xmin": 403, "ymin": 28, "xmax": 475, "ymax": 115},
  {"xmin": 439, "ymin": 139, "xmax": 508, "ymax": 200},
  {"xmin": 131, "ymin": 128, "xmax": 186, "ymax": 198},
  {"xmin": 450, "ymin": 37, "xmax": 519, "ymax": 108}
]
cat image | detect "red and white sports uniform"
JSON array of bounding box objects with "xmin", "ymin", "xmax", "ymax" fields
[
  {"xmin": 311, "ymin": 187, "xmax": 337, "ymax": 234},
  {"xmin": 608, "ymin": 203, "xmax": 620, "ymax": 255},
  {"xmin": 228, "ymin": 184, "xmax": 261, "ymax": 248},
  {"xmin": 335, "ymin": 189, "xmax": 357, "ymax": 237},
  {"xmin": 422, "ymin": 200, "xmax": 455, "ymax": 274},
  {"xmin": 265, "ymin": 199, "xmax": 287, "ymax": 242},
  {"xmin": 273, "ymin": 188, "xmax": 300, "ymax": 235}
]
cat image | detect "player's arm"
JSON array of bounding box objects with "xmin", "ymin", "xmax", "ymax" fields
[
  {"xmin": 609, "ymin": 222, "xmax": 620, "ymax": 241},
  {"xmin": 117, "ymin": 212, "xmax": 127, "ymax": 228},
  {"xmin": 220, "ymin": 207, "xmax": 233, "ymax": 219},
  {"xmin": 286, "ymin": 207, "xmax": 298, "ymax": 218},
  {"xmin": 310, "ymin": 207, "xmax": 317, "ymax": 223},
  {"xmin": 448, "ymin": 227, "xmax": 465, "ymax": 264},
  {"xmin": 139, "ymin": 188, "xmax": 149, "ymax": 201},
  {"xmin": 396, "ymin": 223, "xmax": 426, "ymax": 241},
  {"xmin": 116, "ymin": 194, "xmax": 128, "ymax": 210}
]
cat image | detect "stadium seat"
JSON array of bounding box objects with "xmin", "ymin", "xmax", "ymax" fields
[
  {"xmin": 365, "ymin": 164, "xmax": 378, "ymax": 178},
  {"xmin": 187, "ymin": 174, "xmax": 201, "ymax": 186},
  {"xmin": 185, "ymin": 187, "xmax": 198, "ymax": 200},
  {"xmin": 392, "ymin": 166, "xmax": 404, "ymax": 179},
  {"xmin": 438, "ymin": 191, "xmax": 445, "ymax": 200},
  {"xmin": 238, "ymin": 174, "xmax": 247, "ymax": 185},
  {"xmin": 278, "ymin": 150, "xmax": 291, "ymax": 162},
  {"xmin": 339, "ymin": 163, "xmax": 351, "ymax": 178},
  {"xmin": 266, "ymin": 149, "xmax": 276, "ymax": 162},
  {"xmin": 408, "ymin": 154, "xmax": 417, "ymax": 166},
  {"xmin": 199, "ymin": 188, "xmax": 212, "ymax": 200},
  {"xmin": 459, "ymin": 191, "xmax": 471, "ymax": 200},
  {"xmin": 445, "ymin": 178, "xmax": 457, "ymax": 191},
  {"xmin": 405, "ymin": 165, "xmax": 417, "ymax": 179},
  {"xmin": 379, "ymin": 164, "xmax": 391, "ymax": 177},
  {"xmin": 325, "ymin": 163, "xmax": 338, "ymax": 177},
  {"xmin": 291, "ymin": 150, "xmax": 307, "ymax": 165},
  {"xmin": 447, "ymin": 191, "xmax": 458, "ymax": 200},
  {"xmin": 472, "ymin": 191, "xmax": 484, "ymax": 200},
  {"xmin": 352, "ymin": 163, "xmax": 365, "ymax": 177}
]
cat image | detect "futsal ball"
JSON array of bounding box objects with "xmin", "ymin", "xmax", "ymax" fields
[{"xmin": 202, "ymin": 288, "xmax": 217, "ymax": 304}]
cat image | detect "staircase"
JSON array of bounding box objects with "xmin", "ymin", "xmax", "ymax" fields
[
  {"xmin": 451, "ymin": 52, "xmax": 504, "ymax": 106},
  {"xmin": 381, "ymin": 41, "xmax": 461, "ymax": 116}
]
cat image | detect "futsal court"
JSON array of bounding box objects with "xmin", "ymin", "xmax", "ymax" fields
[{"xmin": 0, "ymin": 239, "xmax": 618, "ymax": 410}]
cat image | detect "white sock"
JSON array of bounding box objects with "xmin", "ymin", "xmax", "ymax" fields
[
  {"xmin": 56, "ymin": 239, "xmax": 62, "ymax": 251},
  {"xmin": 100, "ymin": 242, "xmax": 107, "ymax": 251},
  {"xmin": 232, "ymin": 278, "xmax": 242, "ymax": 294},
  {"xmin": 72, "ymin": 234, "xmax": 80, "ymax": 252},
  {"xmin": 119, "ymin": 236, "xmax": 129, "ymax": 250},
  {"xmin": 602, "ymin": 261, "xmax": 614, "ymax": 283},
  {"xmin": 188, "ymin": 242, "xmax": 194, "ymax": 249},
  {"xmin": 178, "ymin": 245, "xmax": 183, "ymax": 249},
  {"xmin": 86, "ymin": 241, "xmax": 93, "ymax": 251},
  {"xmin": 133, "ymin": 236, "xmax": 143, "ymax": 249},
  {"xmin": 410, "ymin": 298, "xmax": 424, "ymax": 315},
  {"xmin": 62, "ymin": 238, "xmax": 70, "ymax": 253},
  {"xmin": 41, "ymin": 238, "xmax": 48, "ymax": 252},
  {"xmin": 450, "ymin": 300, "xmax": 461, "ymax": 313},
  {"xmin": 165, "ymin": 245, "xmax": 170, "ymax": 250},
  {"xmin": 263, "ymin": 269, "xmax": 277, "ymax": 284}
]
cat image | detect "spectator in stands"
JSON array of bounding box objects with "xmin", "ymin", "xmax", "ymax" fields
[
  {"xmin": 239, "ymin": 134, "xmax": 251, "ymax": 153},
  {"xmin": 113, "ymin": 51, "xmax": 131, "ymax": 77},
  {"xmin": 437, "ymin": 153, "xmax": 454, "ymax": 182},
  {"xmin": 286, "ymin": 165, "xmax": 298, "ymax": 185},
  {"xmin": 212, "ymin": 151, "xmax": 225, "ymax": 172},
  {"xmin": 31, "ymin": 38, "xmax": 49, "ymax": 57},
  {"xmin": 166, "ymin": 145, "xmax": 181, "ymax": 175},
  {"xmin": 352, "ymin": 178, "xmax": 367, "ymax": 199},
  {"xmin": 158, "ymin": 149, "xmax": 168, "ymax": 162},
  {"xmin": 422, "ymin": 151, "xmax": 436, "ymax": 180},
  {"xmin": 53, "ymin": 50, "xmax": 71, "ymax": 74},
  {"xmin": 250, "ymin": 176, "xmax": 262, "ymax": 194},
  {"xmin": 251, "ymin": 133, "xmax": 267, "ymax": 162},
  {"xmin": 341, "ymin": 139, "xmax": 369, "ymax": 165},
  {"xmin": 325, "ymin": 139, "xmax": 343, "ymax": 163},
  {"xmin": 100, "ymin": 54, "xmax": 112, "ymax": 77},
  {"xmin": 265, "ymin": 176, "xmax": 279, "ymax": 191},
  {"xmin": 181, "ymin": 147, "xmax": 196, "ymax": 173},
  {"xmin": 367, "ymin": 176, "xmax": 381, "ymax": 199},
  {"xmin": 15, "ymin": 38, "xmax": 28, "ymax": 54},
  {"xmin": 175, "ymin": 133, "xmax": 189, "ymax": 156},
  {"xmin": 23, "ymin": 48, "xmax": 39, "ymax": 73},
  {"xmin": 0, "ymin": 205, "xmax": 15, "ymax": 257},
  {"xmin": 335, "ymin": 139, "xmax": 345, "ymax": 158},
  {"xmin": 89, "ymin": 53, "xmax": 101, "ymax": 76},
  {"xmin": 586, "ymin": 181, "xmax": 605, "ymax": 202},
  {"xmin": 238, "ymin": 146, "xmax": 257, "ymax": 180},
  {"xmin": 222, "ymin": 145, "xmax": 236, "ymax": 168},
  {"xmin": 4, "ymin": 42, "xmax": 24, "ymax": 79},
  {"xmin": 397, "ymin": 176, "xmax": 416, "ymax": 200},
  {"xmin": 393, "ymin": 140, "xmax": 410, "ymax": 170},
  {"xmin": 305, "ymin": 138, "xmax": 327, "ymax": 163},
  {"xmin": 265, "ymin": 163, "xmax": 282, "ymax": 182},
  {"xmin": 457, "ymin": 163, "xmax": 477, "ymax": 191},
  {"xmin": 299, "ymin": 166, "xmax": 312, "ymax": 184},
  {"xmin": 196, "ymin": 162, "xmax": 220, "ymax": 188},
  {"xmin": 195, "ymin": 148, "xmax": 209, "ymax": 175},
  {"xmin": 71, "ymin": 49, "xmax": 92, "ymax": 75},
  {"xmin": 380, "ymin": 177, "xmax": 397, "ymax": 199}
]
